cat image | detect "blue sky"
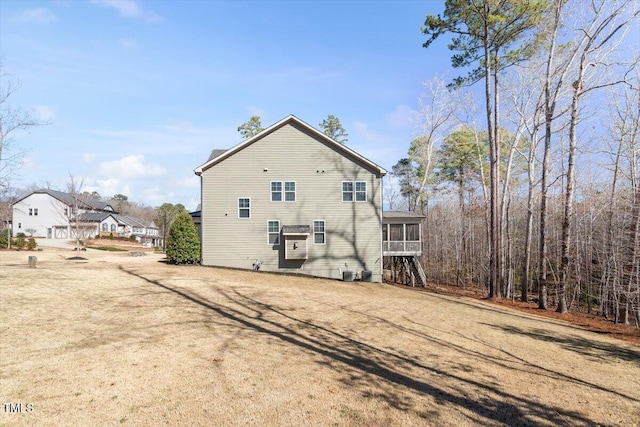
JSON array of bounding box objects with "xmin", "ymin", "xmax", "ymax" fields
[{"xmin": 1, "ymin": 0, "xmax": 456, "ymax": 210}]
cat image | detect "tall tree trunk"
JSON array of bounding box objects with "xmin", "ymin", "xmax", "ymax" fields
[
  {"xmin": 522, "ymin": 131, "xmax": 537, "ymax": 302},
  {"xmin": 537, "ymin": 0, "xmax": 565, "ymax": 310},
  {"xmin": 485, "ymin": 34, "xmax": 502, "ymax": 299},
  {"xmin": 557, "ymin": 76, "xmax": 581, "ymax": 313}
]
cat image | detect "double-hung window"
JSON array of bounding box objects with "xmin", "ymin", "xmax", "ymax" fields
[
  {"xmin": 342, "ymin": 181, "xmax": 367, "ymax": 202},
  {"xmin": 313, "ymin": 220, "xmax": 325, "ymax": 244},
  {"xmin": 267, "ymin": 220, "xmax": 280, "ymax": 245},
  {"xmin": 29, "ymin": 208, "xmax": 33, "ymax": 216},
  {"xmin": 271, "ymin": 182, "xmax": 282, "ymax": 201},
  {"xmin": 272, "ymin": 181, "xmax": 296, "ymax": 202},
  {"xmin": 284, "ymin": 181, "xmax": 296, "ymax": 201},
  {"xmin": 238, "ymin": 198, "xmax": 250, "ymax": 218},
  {"xmin": 342, "ymin": 182, "xmax": 354, "ymax": 202},
  {"xmin": 355, "ymin": 182, "xmax": 367, "ymax": 202}
]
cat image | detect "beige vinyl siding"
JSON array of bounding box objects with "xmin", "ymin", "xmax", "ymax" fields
[{"xmin": 201, "ymin": 122, "xmax": 383, "ymax": 281}]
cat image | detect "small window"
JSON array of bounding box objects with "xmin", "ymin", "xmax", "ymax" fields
[
  {"xmin": 313, "ymin": 220, "xmax": 325, "ymax": 244},
  {"xmin": 271, "ymin": 182, "xmax": 282, "ymax": 202},
  {"xmin": 64, "ymin": 208, "xmax": 68, "ymax": 216},
  {"xmin": 238, "ymin": 198, "xmax": 250, "ymax": 218},
  {"xmin": 267, "ymin": 220, "xmax": 280, "ymax": 245},
  {"xmin": 34, "ymin": 208, "xmax": 39, "ymax": 216},
  {"xmin": 342, "ymin": 182, "xmax": 353, "ymax": 202},
  {"xmin": 111, "ymin": 224, "xmax": 116, "ymax": 232},
  {"xmin": 29, "ymin": 208, "xmax": 33, "ymax": 216},
  {"xmin": 285, "ymin": 181, "xmax": 296, "ymax": 202},
  {"xmin": 102, "ymin": 223, "xmax": 108, "ymax": 232},
  {"xmin": 18, "ymin": 223, "xmax": 22, "ymax": 229},
  {"xmin": 355, "ymin": 182, "xmax": 367, "ymax": 202}
]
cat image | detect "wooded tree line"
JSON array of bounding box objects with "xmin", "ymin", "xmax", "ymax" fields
[{"xmin": 391, "ymin": 0, "xmax": 639, "ymax": 325}]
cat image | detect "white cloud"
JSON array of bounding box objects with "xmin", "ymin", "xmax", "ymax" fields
[
  {"xmin": 385, "ymin": 104, "xmax": 414, "ymax": 129},
  {"xmin": 91, "ymin": 0, "xmax": 161, "ymax": 23},
  {"xmin": 21, "ymin": 157, "xmax": 37, "ymax": 170},
  {"xmin": 352, "ymin": 120, "xmax": 381, "ymax": 142},
  {"xmin": 12, "ymin": 8, "xmax": 56, "ymax": 24},
  {"xmin": 97, "ymin": 155, "xmax": 166, "ymax": 179},
  {"xmin": 32, "ymin": 105, "xmax": 56, "ymax": 122},
  {"xmin": 90, "ymin": 178, "xmax": 131, "ymax": 199}
]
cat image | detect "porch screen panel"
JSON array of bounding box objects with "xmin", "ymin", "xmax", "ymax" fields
[
  {"xmin": 406, "ymin": 224, "xmax": 420, "ymax": 241},
  {"xmin": 389, "ymin": 224, "xmax": 403, "ymax": 241}
]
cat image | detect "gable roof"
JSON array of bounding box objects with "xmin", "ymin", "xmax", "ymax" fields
[
  {"xmin": 207, "ymin": 149, "xmax": 228, "ymax": 162},
  {"xmin": 194, "ymin": 115, "xmax": 387, "ymax": 176},
  {"xmin": 14, "ymin": 189, "xmax": 114, "ymax": 212},
  {"xmin": 78, "ymin": 212, "xmax": 118, "ymax": 223}
]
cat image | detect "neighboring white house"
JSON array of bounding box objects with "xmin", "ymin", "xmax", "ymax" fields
[
  {"xmin": 12, "ymin": 189, "xmax": 160, "ymax": 245},
  {"xmin": 194, "ymin": 115, "xmax": 388, "ymax": 282}
]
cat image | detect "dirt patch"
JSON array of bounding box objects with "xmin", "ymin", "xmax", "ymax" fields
[
  {"xmin": 1, "ymin": 248, "xmax": 639, "ymax": 426},
  {"xmin": 83, "ymin": 238, "xmax": 156, "ymax": 252}
]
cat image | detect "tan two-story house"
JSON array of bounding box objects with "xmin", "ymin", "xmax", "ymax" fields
[{"xmin": 195, "ymin": 115, "xmax": 387, "ymax": 282}]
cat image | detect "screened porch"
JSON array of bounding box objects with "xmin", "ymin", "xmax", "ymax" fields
[{"xmin": 382, "ymin": 211, "xmax": 425, "ymax": 256}]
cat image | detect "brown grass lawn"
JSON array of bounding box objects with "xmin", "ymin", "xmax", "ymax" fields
[{"xmin": 1, "ymin": 248, "xmax": 639, "ymax": 427}]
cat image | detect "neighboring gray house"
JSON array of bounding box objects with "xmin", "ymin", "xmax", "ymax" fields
[
  {"xmin": 194, "ymin": 115, "xmax": 388, "ymax": 282},
  {"xmin": 12, "ymin": 189, "xmax": 116, "ymax": 239},
  {"xmin": 12, "ymin": 189, "xmax": 160, "ymax": 245}
]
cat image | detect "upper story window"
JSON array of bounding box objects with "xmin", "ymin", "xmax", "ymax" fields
[
  {"xmin": 271, "ymin": 181, "xmax": 296, "ymax": 202},
  {"xmin": 284, "ymin": 181, "xmax": 296, "ymax": 201},
  {"xmin": 29, "ymin": 208, "xmax": 33, "ymax": 216},
  {"xmin": 271, "ymin": 182, "xmax": 282, "ymax": 201},
  {"xmin": 355, "ymin": 182, "xmax": 367, "ymax": 202},
  {"xmin": 238, "ymin": 198, "xmax": 250, "ymax": 218},
  {"xmin": 342, "ymin": 182, "xmax": 353, "ymax": 202},
  {"xmin": 342, "ymin": 181, "xmax": 367, "ymax": 202}
]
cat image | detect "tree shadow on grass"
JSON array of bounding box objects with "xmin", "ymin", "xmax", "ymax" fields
[
  {"xmin": 331, "ymin": 303, "xmax": 639, "ymax": 403},
  {"xmin": 119, "ymin": 266, "xmax": 620, "ymax": 427},
  {"xmin": 483, "ymin": 323, "xmax": 640, "ymax": 366}
]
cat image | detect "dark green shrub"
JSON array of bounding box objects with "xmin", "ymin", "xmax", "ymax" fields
[
  {"xmin": 14, "ymin": 233, "xmax": 27, "ymax": 250},
  {"xmin": 129, "ymin": 235, "xmax": 136, "ymax": 241},
  {"xmin": 0, "ymin": 228, "xmax": 10, "ymax": 248},
  {"xmin": 166, "ymin": 211, "xmax": 200, "ymax": 265},
  {"xmin": 27, "ymin": 237, "xmax": 37, "ymax": 250}
]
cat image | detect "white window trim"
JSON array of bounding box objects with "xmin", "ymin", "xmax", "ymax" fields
[
  {"xmin": 238, "ymin": 197, "xmax": 251, "ymax": 219},
  {"xmin": 271, "ymin": 181, "xmax": 296, "ymax": 202},
  {"xmin": 270, "ymin": 181, "xmax": 283, "ymax": 202},
  {"xmin": 313, "ymin": 220, "xmax": 326, "ymax": 245},
  {"xmin": 284, "ymin": 181, "xmax": 296, "ymax": 202},
  {"xmin": 342, "ymin": 181, "xmax": 354, "ymax": 202},
  {"xmin": 355, "ymin": 181, "xmax": 367, "ymax": 202},
  {"xmin": 267, "ymin": 220, "xmax": 280, "ymax": 245}
]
